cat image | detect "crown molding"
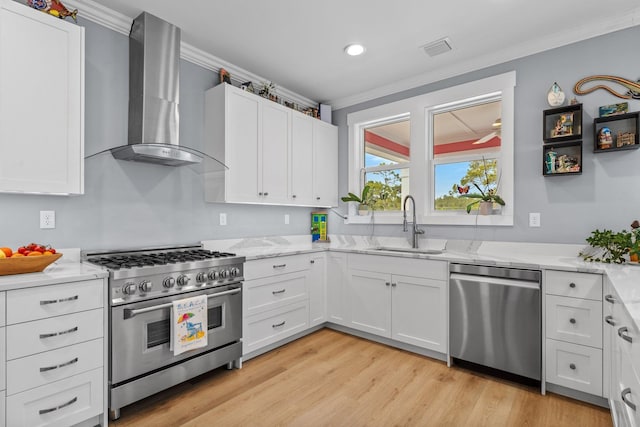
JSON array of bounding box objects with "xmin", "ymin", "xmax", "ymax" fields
[
  {"xmin": 329, "ymin": 8, "xmax": 640, "ymax": 110},
  {"xmin": 64, "ymin": 0, "xmax": 317, "ymax": 109}
]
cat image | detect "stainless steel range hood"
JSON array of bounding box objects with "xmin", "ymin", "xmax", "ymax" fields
[{"xmin": 111, "ymin": 12, "xmax": 202, "ymax": 166}]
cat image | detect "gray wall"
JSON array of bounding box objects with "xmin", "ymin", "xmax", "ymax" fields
[
  {"xmin": 331, "ymin": 25, "xmax": 640, "ymax": 244},
  {"xmin": 0, "ymin": 19, "xmax": 313, "ymax": 251}
]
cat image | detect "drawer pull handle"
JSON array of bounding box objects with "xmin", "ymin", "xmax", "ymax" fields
[
  {"xmin": 40, "ymin": 357, "xmax": 79, "ymax": 372},
  {"xmin": 569, "ymin": 318, "xmax": 576, "ymax": 324},
  {"xmin": 569, "ymin": 282, "xmax": 576, "ymax": 288},
  {"xmin": 605, "ymin": 294, "xmax": 616, "ymax": 304},
  {"xmin": 38, "ymin": 396, "xmax": 78, "ymax": 415},
  {"xmin": 569, "ymin": 363, "xmax": 576, "ymax": 370},
  {"xmin": 272, "ymin": 289, "xmax": 286, "ymax": 295},
  {"xmin": 310, "ymin": 260, "xmax": 314, "ymax": 264},
  {"xmin": 618, "ymin": 326, "xmax": 633, "ymax": 343},
  {"xmin": 605, "ymin": 315, "xmax": 616, "ymax": 326},
  {"xmin": 40, "ymin": 295, "xmax": 79, "ymax": 305},
  {"xmin": 292, "ymin": 195, "xmax": 297, "ymax": 198},
  {"xmin": 258, "ymin": 192, "xmax": 263, "ymax": 196},
  {"xmin": 272, "ymin": 321, "xmax": 286, "ymax": 328},
  {"xmin": 39, "ymin": 326, "xmax": 78, "ymax": 339},
  {"xmin": 264, "ymin": 192, "xmax": 269, "ymax": 196},
  {"xmin": 391, "ymin": 282, "xmax": 397, "ymax": 287},
  {"xmin": 622, "ymin": 388, "xmax": 637, "ymax": 411},
  {"xmin": 273, "ymin": 264, "xmax": 286, "ymax": 269},
  {"xmin": 385, "ymin": 282, "xmax": 390, "ymax": 287}
]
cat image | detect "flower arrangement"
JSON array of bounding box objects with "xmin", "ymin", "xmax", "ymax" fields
[{"xmin": 454, "ymin": 158, "xmax": 505, "ymax": 213}]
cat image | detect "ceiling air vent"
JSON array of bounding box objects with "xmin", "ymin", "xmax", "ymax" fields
[{"xmin": 421, "ymin": 38, "xmax": 452, "ymax": 57}]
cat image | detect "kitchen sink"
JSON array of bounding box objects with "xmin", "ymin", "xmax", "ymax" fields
[{"xmin": 370, "ymin": 246, "xmax": 444, "ymax": 255}]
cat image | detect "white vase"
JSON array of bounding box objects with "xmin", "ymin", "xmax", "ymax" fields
[
  {"xmin": 479, "ymin": 201, "xmax": 493, "ymax": 215},
  {"xmin": 358, "ymin": 205, "xmax": 371, "ymax": 216}
]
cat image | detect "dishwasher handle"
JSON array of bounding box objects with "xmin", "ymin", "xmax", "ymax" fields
[{"xmin": 450, "ymin": 273, "xmax": 540, "ymax": 290}]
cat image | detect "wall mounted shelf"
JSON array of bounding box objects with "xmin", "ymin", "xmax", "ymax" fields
[
  {"xmin": 543, "ymin": 104, "xmax": 583, "ymax": 144},
  {"xmin": 543, "ymin": 140, "xmax": 582, "ymax": 177},
  {"xmin": 593, "ymin": 111, "xmax": 639, "ymax": 153}
]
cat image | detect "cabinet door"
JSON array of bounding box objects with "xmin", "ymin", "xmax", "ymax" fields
[
  {"xmin": 391, "ymin": 275, "xmax": 447, "ymax": 352},
  {"xmin": 312, "ymin": 120, "xmax": 338, "ymax": 207},
  {"xmin": 290, "ymin": 114, "xmax": 314, "ymax": 205},
  {"xmin": 326, "ymin": 252, "xmax": 347, "ymax": 325},
  {"xmin": 347, "ymin": 268, "xmax": 390, "ymax": 337},
  {"xmin": 0, "ymin": 0, "xmax": 84, "ymax": 194},
  {"xmin": 226, "ymin": 89, "xmax": 260, "ymax": 202},
  {"xmin": 260, "ymin": 102, "xmax": 289, "ymax": 203},
  {"xmin": 309, "ymin": 254, "xmax": 326, "ymax": 327}
]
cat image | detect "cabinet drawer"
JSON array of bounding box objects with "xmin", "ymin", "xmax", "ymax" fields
[
  {"xmin": 246, "ymin": 271, "xmax": 307, "ymax": 316},
  {"xmin": 546, "ymin": 339, "xmax": 602, "ymax": 396},
  {"xmin": 7, "ymin": 338, "xmax": 103, "ymax": 395},
  {"xmin": 7, "ymin": 309, "xmax": 103, "ymax": 360},
  {"xmin": 546, "ymin": 294, "xmax": 602, "ymax": 348},
  {"xmin": 0, "ymin": 292, "xmax": 5, "ymax": 327},
  {"xmin": 244, "ymin": 301, "xmax": 308, "ymax": 354},
  {"xmin": 0, "ymin": 327, "xmax": 5, "ymax": 391},
  {"xmin": 7, "ymin": 279, "xmax": 103, "ymax": 324},
  {"xmin": 244, "ymin": 254, "xmax": 310, "ymax": 281},
  {"xmin": 6, "ymin": 367, "xmax": 103, "ymax": 427},
  {"xmin": 617, "ymin": 336, "xmax": 640, "ymax": 427},
  {"xmin": 545, "ymin": 271, "xmax": 602, "ymax": 300}
]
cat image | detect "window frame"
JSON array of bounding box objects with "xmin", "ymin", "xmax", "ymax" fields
[{"xmin": 346, "ymin": 71, "xmax": 515, "ymax": 226}]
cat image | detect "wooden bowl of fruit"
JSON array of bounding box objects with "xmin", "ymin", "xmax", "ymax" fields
[{"xmin": 0, "ymin": 244, "xmax": 62, "ymax": 276}]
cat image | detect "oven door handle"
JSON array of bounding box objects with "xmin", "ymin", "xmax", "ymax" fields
[{"xmin": 123, "ymin": 288, "xmax": 241, "ymax": 319}]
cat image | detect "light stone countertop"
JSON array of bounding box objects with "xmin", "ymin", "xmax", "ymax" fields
[
  {"xmin": 203, "ymin": 234, "xmax": 640, "ymax": 331},
  {"xmin": 0, "ymin": 256, "xmax": 107, "ymax": 291}
]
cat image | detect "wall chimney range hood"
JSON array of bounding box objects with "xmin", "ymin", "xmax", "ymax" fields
[{"xmin": 109, "ymin": 12, "xmax": 220, "ymax": 167}]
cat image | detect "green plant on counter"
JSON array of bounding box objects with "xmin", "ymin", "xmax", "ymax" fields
[{"xmin": 579, "ymin": 229, "xmax": 632, "ymax": 264}]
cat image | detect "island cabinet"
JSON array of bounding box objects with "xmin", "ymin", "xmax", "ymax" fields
[
  {"xmin": 345, "ymin": 254, "xmax": 448, "ymax": 353},
  {"xmin": 204, "ymin": 83, "xmax": 338, "ymax": 207},
  {"xmin": 0, "ymin": 0, "xmax": 84, "ymax": 195},
  {"xmin": 2, "ymin": 278, "xmax": 107, "ymax": 427},
  {"xmin": 607, "ymin": 285, "xmax": 640, "ymax": 427},
  {"xmin": 544, "ymin": 270, "xmax": 604, "ymax": 397}
]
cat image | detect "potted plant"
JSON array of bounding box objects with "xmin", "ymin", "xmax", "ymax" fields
[
  {"xmin": 579, "ymin": 228, "xmax": 632, "ymax": 264},
  {"xmin": 455, "ymin": 158, "xmax": 505, "ymax": 214},
  {"xmin": 630, "ymin": 220, "xmax": 640, "ymax": 262},
  {"xmin": 341, "ymin": 185, "xmax": 373, "ymax": 215}
]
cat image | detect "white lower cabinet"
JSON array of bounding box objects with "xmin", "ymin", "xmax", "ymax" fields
[
  {"xmin": 345, "ymin": 254, "xmax": 447, "ymax": 353},
  {"xmin": 2, "ymin": 279, "xmax": 107, "ymax": 427},
  {"xmin": 326, "ymin": 252, "xmax": 347, "ymax": 325},
  {"xmin": 544, "ymin": 270, "xmax": 603, "ymax": 397},
  {"xmin": 244, "ymin": 301, "xmax": 309, "ymax": 355},
  {"xmin": 308, "ymin": 254, "xmax": 326, "ymax": 327}
]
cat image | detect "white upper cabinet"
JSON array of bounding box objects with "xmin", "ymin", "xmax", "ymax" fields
[
  {"xmin": 204, "ymin": 83, "xmax": 338, "ymax": 207},
  {"xmin": 312, "ymin": 120, "xmax": 338, "ymax": 207},
  {"xmin": 0, "ymin": 0, "xmax": 84, "ymax": 195}
]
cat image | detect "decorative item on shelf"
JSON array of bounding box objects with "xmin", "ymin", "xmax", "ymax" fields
[
  {"xmin": 597, "ymin": 127, "xmax": 613, "ymax": 150},
  {"xmin": 616, "ymin": 131, "xmax": 636, "ymax": 147},
  {"xmin": 454, "ymin": 157, "xmax": 505, "ymax": 214},
  {"xmin": 219, "ymin": 68, "xmax": 231, "ymax": 84},
  {"xmin": 240, "ymin": 81, "xmax": 254, "ymax": 93},
  {"xmin": 547, "ymin": 82, "xmax": 566, "ymax": 107},
  {"xmin": 545, "ymin": 150, "xmax": 557, "ymax": 174},
  {"xmin": 574, "ymin": 75, "xmax": 640, "ymax": 100},
  {"xmin": 27, "ymin": 0, "xmax": 78, "ymax": 22},
  {"xmin": 341, "ymin": 184, "xmax": 373, "ymax": 216},
  {"xmin": 551, "ymin": 112, "xmax": 574, "ymax": 138},
  {"xmin": 569, "ymin": 97, "xmax": 579, "ymax": 105},
  {"xmin": 599, "ymin": 102, "xmax": 628, "ymax": 117},
  {"xmin": 259, "ymin": 81, "xmax": 275, "ymax": 99},
  {"xmin": 555, "ymin": 154, "xmax": 580, "ymax": 173}
]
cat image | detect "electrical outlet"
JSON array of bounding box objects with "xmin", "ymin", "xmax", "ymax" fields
[
  {"xmin": 284, "ymin": 214, "xmax": 290, "ymax": 225},
  {"xmin": 40, "ymin": 210, "xmax": 55, "ymax": 229},
  {"xmin": 529, "ymin": 212, "xmax": 541, "ymax": 228},
  {"xmin": 219, "ymin": 213, "xmax": 227, "ymax": 226}
]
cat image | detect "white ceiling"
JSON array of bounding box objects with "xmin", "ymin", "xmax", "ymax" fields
[{"xmin": 74, "ymin": 0, "xmax": 640, "ymax": 109}]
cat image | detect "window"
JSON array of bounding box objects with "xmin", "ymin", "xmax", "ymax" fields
[{"xmin": 347, "ymin": 71, "xmax": 515, "ymax": 225}]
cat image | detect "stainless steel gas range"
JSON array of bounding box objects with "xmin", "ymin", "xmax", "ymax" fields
[{"xmin": 83, "ymin": 245, "xmax": 245, "ymax": 420}]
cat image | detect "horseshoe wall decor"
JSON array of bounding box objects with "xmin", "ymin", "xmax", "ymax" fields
[{"xmin": 573, "ymin": 75, "xmax": 640, "ymax": 100}]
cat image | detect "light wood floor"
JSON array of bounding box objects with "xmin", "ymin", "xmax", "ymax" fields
[{"xmin": 111, "ymin": 329, "xmax": 611, "ymax": 427}]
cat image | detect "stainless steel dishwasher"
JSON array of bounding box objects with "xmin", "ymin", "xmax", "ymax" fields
[{"xmin": 449, "ymin": 263, "xmax": 541, "ymax": 381}]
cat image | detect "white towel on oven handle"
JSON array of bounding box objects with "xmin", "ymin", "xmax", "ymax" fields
[{"xmin": 170, "ymin": 294, "xmax": 208, "ymax": 356}]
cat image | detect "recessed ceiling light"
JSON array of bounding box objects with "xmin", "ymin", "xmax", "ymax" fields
[{"xmin": 344, "ymin": 44, "xmax": 365, "ymax": 56}]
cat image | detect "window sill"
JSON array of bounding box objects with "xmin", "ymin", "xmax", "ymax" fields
[
  {"xmin": 345, "ymin": 210, "xmax": 403, "ymax": 225},
  {"xmin": 423, "ymin": 213, "xmax": 513, "ymax": 226}
]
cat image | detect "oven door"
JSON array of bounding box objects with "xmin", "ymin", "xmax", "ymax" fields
[{"xmin": 110, "ymin": 283, "xmax": 242, "ymax": 385}]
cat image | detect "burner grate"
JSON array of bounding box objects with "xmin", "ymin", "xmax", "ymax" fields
[{"xmin": 87, "ymin": 249, "xmax": 237, "ymax": 269}]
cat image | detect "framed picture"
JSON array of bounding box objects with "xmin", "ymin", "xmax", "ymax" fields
[{"xmin": 219, "ymin": 68, "xmax": 231, "ymax": 84}]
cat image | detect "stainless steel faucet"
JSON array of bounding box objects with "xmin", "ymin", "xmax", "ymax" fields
[{"xmin": 403, "ymin": 195, "xmax": 425, "ymax": 248}]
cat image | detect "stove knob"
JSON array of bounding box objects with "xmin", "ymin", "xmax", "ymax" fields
[
  {"xmin": 230, "ymin": 267, "xmax": 240, "ymax": 277},
  {"xmin": 163, "ymin": 277, "xmax": 176, "ymax": 288},
  {"xmin": 122, "ymin": 282, "xmax": 137, "ymax": 295},
  {"xmin": 219, "ymin": 269, "xmax": 229, "ymax": 279},
  {"xmin": 139, "ymin": 280, "xmax": 153, "ymax": 293},
  {"xmin": 177, "ymin": 275, "xmax": 190, "ymax": 287},
  {"xmin": 208, "ymin": 270, "xmax": 219, "ymax": 281},
  {"xmin": 196, "ymin": 272, "xmax": 208, "ymax": 283}
]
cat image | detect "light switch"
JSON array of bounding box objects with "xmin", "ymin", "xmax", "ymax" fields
[
  {"xmin": 219, "ymin": 213, "xmax": 227, "ymax": 226},
  {"xmin": 529, "ymin": 212, "xmax": 541, "ymax": 227}
]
